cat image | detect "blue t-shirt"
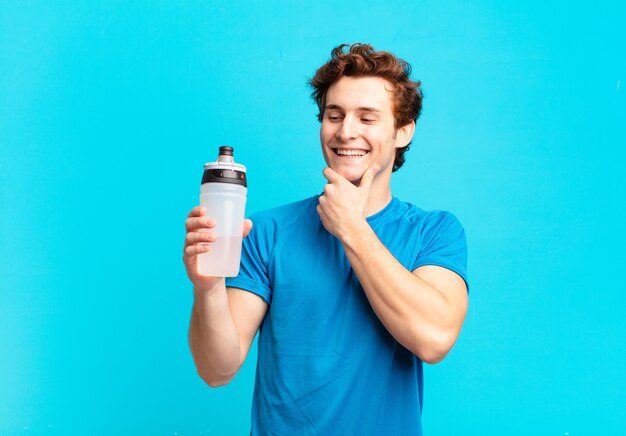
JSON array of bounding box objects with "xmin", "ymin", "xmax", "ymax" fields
[{"xmin": 226, "ymin": 195, "xmax": 468, "ymax": 436}]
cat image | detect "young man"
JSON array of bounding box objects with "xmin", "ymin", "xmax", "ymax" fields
[{"xmin": 183, "ymin": 44, "xmax": 468, "ymax": 435}]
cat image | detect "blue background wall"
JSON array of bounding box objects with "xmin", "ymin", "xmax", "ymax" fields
[{"xmin": 1, "ymin": 1, "xmax": 625, "ymax": 434}]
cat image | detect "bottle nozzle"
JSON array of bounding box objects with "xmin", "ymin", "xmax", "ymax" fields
[
  {"xmin": 217, "ymin": 146, "xmax": 234, "ymax": 163},
  {"xmin": 202, "ymin": 145, "xmax": 247, "ymax": 187}
]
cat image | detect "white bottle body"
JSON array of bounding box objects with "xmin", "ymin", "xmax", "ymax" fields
[{"xmin": 198, "ymin": 182, "xmax": 247, "ymax": 277}]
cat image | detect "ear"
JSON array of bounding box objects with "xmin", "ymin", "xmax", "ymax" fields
[{"xmin": 395, "ymin": 121, "xmax": 415, "ymax": 149}]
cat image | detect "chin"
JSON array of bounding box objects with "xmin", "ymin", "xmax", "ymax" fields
[{"xmin": 333, "ymin": 166, "xmax": 365, "ymax": 183}]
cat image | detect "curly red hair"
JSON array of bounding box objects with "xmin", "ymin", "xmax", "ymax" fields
[{"xmin": 310, "ymin": 43, "xmax": 423, "ymax": 171}]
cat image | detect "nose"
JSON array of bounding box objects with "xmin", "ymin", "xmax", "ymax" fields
[{"xmin": 336, "ymin": 115, "xmax": 359, "ymax": 142}]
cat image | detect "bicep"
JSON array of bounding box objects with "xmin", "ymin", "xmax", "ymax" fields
[
  {"xmin": 226, "ymin": 287, "xmax": 268, "ymax": 366},
  {"xmin": 412, "ymin": 265, "xmax": 468, "ymax": 327}
]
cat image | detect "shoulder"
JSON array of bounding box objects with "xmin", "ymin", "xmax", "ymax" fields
[
  {"xmin": 396, "ymin": 201, "xmax": 468, "ymax": 282},
  {"xmin": 237, "ymin": 195, "xmax": 319, "ymax": 266},
  {"xmin": 395, "ymin": 200, "xmax": 464, "ymax": 232},
  {"xmin": 248, "ymin": 195, "xmax": 320, "ymax": 234}
]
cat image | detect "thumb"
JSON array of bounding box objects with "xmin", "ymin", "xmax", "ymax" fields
[
  {"xmin": 359, "ymin": 166, "xmax": 380, "ymax": 191},
  {"xmin": 242, "ymin": 219, "xmax": 253, "ymax": 238}
]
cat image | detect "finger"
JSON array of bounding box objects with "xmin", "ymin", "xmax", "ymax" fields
[
  {"xmin": 242, "ymin": 219, "xmax": 253, "ymax": 238},
  {"xmin": 185, "ymin": 216, "xmax": 216, "ymax": 232},
  {"xmin": 316, "ymin": 204, "xmax": 328, "ymax": 222},
  {"xmin": 187, "ymin": 206, "xmax": 206, "ymax": 218},
  {"xmin": 322, "ymin": 183, "xmax": 333, "ymax": 196},
  {"xmin": 322, "ymin": 167, "xmax": 344, "ymax": 184},
  {"xmin": 316, "ymin": 200, "xmax": 329, "ymax": 215},
  {"xmin": 358, "ymin": 166, "xmax": 380, "ymax": 192},
  {"xmin": 184, "ymin": 243, "xmax": 211, "ymax": 257},
  {"xmin": 185, "ymin": 231, "xmax": 216, "ymax": 246}
]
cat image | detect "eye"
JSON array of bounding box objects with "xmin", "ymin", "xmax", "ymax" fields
[
  {"xmin": 327, "ymin": 114, "xmax": 342, "ymax": 122},
  {"xmin": 362, "ymin": 118, "xmax": 376, "ymax": 124}
]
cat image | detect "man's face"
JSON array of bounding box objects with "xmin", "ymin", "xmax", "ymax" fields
[{"xmin": 320, "ymin": 76, "xmax": 410, "ymax": 184}]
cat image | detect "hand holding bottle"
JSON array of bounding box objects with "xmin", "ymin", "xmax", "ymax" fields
[{"xmin": 183, "ymin": 205, "xmax": 253, "ymax": 292}]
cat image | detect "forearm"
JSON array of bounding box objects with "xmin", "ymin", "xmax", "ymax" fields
[
  {"xmin": 341, "ymin": 222, "xmax": 462, "ymax": 363},
  {"xmin": 188, "ymin": 281, "xmax": 241, "ymax": 386}
]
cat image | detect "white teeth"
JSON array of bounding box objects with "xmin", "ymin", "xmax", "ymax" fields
[{"xmin": 336, "ymin": 149, "xmax": 367, "ymax": 156}]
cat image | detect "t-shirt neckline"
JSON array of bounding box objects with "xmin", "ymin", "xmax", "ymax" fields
[{"xmin": 366, "ymin": 197, "xmax": 400, "ymax": 227}]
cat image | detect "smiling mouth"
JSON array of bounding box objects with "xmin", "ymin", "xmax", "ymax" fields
[{"xmin": 332, "ymin": 148, "xmax": 369, "ymax": 157}]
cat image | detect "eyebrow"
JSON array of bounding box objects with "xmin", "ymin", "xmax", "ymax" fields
[{"xmin": 325, "ymin": 104, "xmax": 383, "ymax": 113}]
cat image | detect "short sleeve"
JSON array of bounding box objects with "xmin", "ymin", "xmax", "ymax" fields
[
  {"xmin": 225, "ymin": 214, "xmax": 274, "ymax": 304},
  {"xmin": 411, "ymin": 211, "xmax": 468, "ymax": 289}
]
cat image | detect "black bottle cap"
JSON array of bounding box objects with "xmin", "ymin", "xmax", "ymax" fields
[
  {"xmin": 201, "ymin": 168, "xmax": 247, "ymax": 187},
  {"xmin": 201, "ymin": 146, "xmax": 247, "ymax": 187},
  {"xmin": 219, "ymin": 146, "xmax": 234, "ymax": 157}
]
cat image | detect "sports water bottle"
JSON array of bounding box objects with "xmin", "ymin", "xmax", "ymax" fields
[{"xmin": 198, "ymin": 146, "xmax": 247, "ymax": 277}]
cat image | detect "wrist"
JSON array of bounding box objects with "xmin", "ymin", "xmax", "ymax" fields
[
  {"xmin": 193, "ymin": 277, "xmax": 226, "ymax": 299},
  {"xmin": 337, "ymin": 218, "xmax": 372, "ymax": 246}
]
